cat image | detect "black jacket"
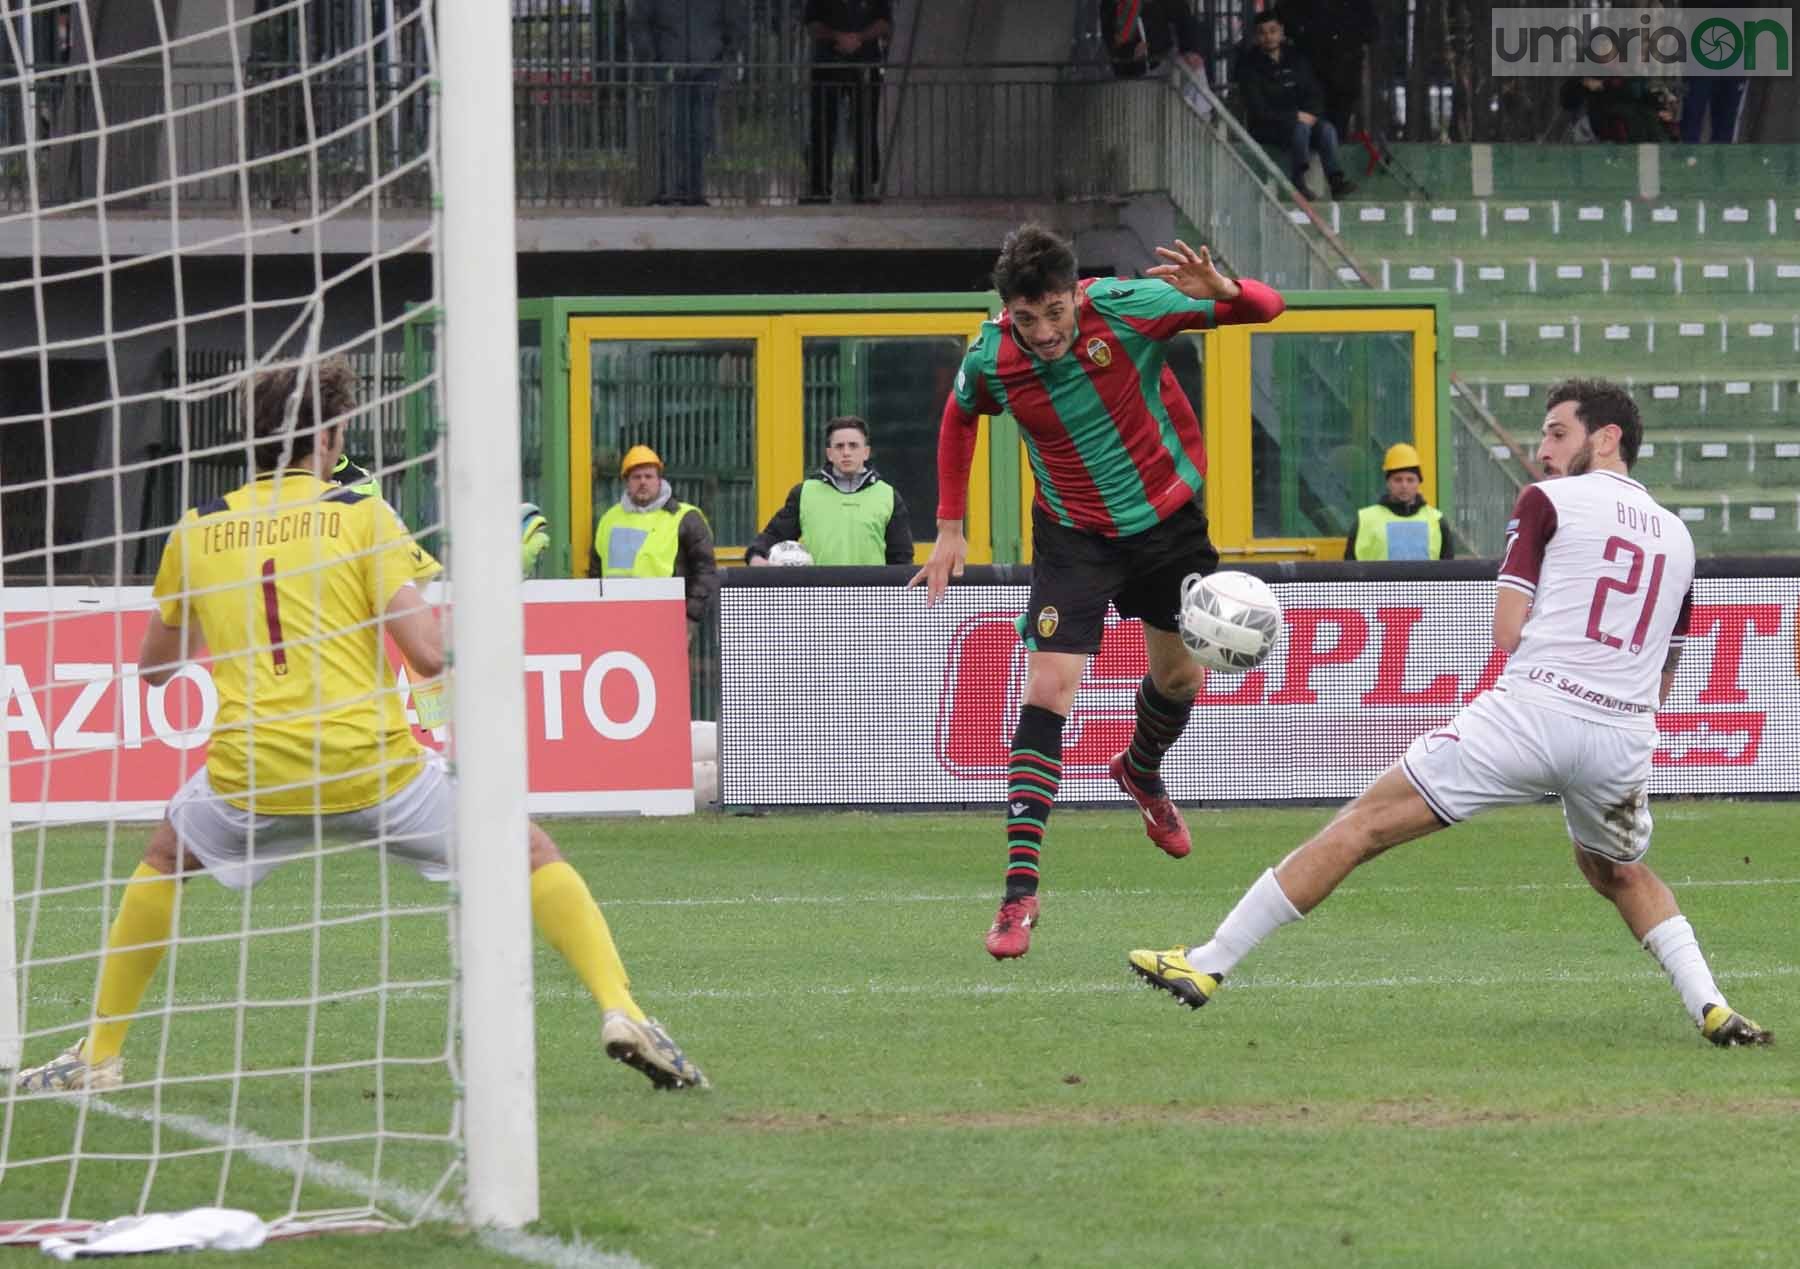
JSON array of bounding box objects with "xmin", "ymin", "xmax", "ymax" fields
[
  {"xmin": 1109, "ymin": 0, "xmax": 1211, "ymax": 78},
  {"xmin": 1236, "ymin": 41, "xmax": 1325, "ymax": 142},
  {"xmin": 746, "ymin": 465, "xmax": 914, "ymax": 565}
]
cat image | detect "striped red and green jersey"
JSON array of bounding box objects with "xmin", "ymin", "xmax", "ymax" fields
[{"xmin": 936, "ymin": 276, "xmax": 1284, "ymax": 537}]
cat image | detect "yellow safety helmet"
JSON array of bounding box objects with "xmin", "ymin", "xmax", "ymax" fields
[
  {"xmin": 1382, "ymin": 442, "xmax": 1423, "ymax": 474},
  {"xmin": 620, "ymin": 444, "xmax": 663, "ymax": 476}
]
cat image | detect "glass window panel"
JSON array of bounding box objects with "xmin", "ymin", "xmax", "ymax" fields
[
  {"xmin": 1249, "ymin": 331, "xmax": 1414, "ymax": 541},
  {"xmin": 587, "ymin": 337, "xmax": 757, "ymax": 546},
  {"xmin": 800, "ymin": 334, "xmax": 969, "ymax": 545}
]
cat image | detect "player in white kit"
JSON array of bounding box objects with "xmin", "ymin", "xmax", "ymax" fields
[{"xmin": 1127, "ymin": 379, "xmax": 1772, "ymax": 1047}]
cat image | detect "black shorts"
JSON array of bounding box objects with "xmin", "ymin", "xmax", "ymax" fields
[{"xmin": 1023, "ymin": 501, "xmax": 1221, "ymax": 655}]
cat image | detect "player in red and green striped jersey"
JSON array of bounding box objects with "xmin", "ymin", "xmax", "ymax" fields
[{"xmin": 910, "ymin": 223, "xmax": 1285, "ymax": 959}]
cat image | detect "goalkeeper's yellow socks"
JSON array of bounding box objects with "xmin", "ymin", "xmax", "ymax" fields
[
  {"xmin": 87, "ymin": 862, "xmax": 178, "ymax": 1064},
  {"xmin": 530, "ymin": 860, "xmax": 646, "ymax": 1024}
]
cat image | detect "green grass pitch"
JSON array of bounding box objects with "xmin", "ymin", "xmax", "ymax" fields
[{"xmin": 5, "ymin": 801, "xmax": 1796, "ymax": 1267}]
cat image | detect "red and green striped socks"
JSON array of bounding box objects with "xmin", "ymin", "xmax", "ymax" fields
[
  {"xmin": 1004, "ymin": 705, "xmax": 1065, "ymax": 898},
  {"xmin": 1123, "ymin": 675, "xmax": 1193, "ymax": 799}
]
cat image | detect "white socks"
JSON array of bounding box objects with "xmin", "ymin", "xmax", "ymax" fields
[
  {"xmin": 1642, "ymin": 915, "xmax": 1724, "ymax": 1026},
  {"xmin": 1187, "ymin": 868, "xmax": 1303, "ymax": 976}
]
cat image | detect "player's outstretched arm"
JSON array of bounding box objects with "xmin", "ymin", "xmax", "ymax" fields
[{"xmin": 911, "ymin": 391, "xmax": 981, "ymax": 604}]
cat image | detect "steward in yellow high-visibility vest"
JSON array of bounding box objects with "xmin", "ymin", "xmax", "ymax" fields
[
  {"xmin": 1344, "ymin": 442, "xmax": 1454, "ymax": 561},
  {"xmin": 591, "ymin": 444, "xmax": 717, "ymax": 632},
  {"xmin": 745, "ymin": 416, "xmax": 915, "ymax": 566}
]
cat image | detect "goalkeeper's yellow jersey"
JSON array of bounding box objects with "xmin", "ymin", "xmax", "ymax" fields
[{"xmin": 151, "ymin": 469, "xmax": 442, "ymax": 813}]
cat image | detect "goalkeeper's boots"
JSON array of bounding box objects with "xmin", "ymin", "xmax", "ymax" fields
[
  {"xmin": 15, "ymin": 1040, "xmax": 123, "ymax": 1094},
  {"xmin": 985, "ymin": 895, "xmax": 1039, "ymax": 960},
  {"xmin": 1702, "ymin": 1003, "xmax": 1774, "ymax": 1048},
  {"xmin": 1128, "ymin": 946, "xmax": 1221, "ymax": 1010},
  {"xmin": 1109, "ymin": 753, "xmax": 1192, "ymax": 859},
  {"xmin": 602, "ymin": 1011, "xmax": 710, "ymax": 1090}
]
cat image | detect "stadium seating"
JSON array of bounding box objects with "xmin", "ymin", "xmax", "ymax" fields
[{"xmin": 1323, "ymin": 157, "xmax": 1800, "ymax": 549}]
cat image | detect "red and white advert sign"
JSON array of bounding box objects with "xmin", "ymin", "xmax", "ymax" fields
[
  {"xmin": 719, "ymin": 578, "xmax": 1799, "ymax": 805},
  {"xmin": 2, "ymin": 579, "xmax": 692, "ymax": 822}
]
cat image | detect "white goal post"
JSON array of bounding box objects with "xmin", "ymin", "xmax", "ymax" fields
[{"xmin": 0, "ymin": 0, "xmax": 538, "ymax": 1237}]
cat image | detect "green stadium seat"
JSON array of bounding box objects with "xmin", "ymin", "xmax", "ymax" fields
[
  {"xmin": 1611, "ymin": 259, "xmax": 1674, "ymax": 300},
  {"xmin": 1509, "ymin": 316, "xmax": 1578, "ymax": 364},
  {"xmin": 1651, "ymin": 318, "xmax": 1723, "ymax": 365},
  {"xmin": 1621, "ymin": 202, "xmax": 1696, "ymax": 247},
  {"xmin": 1749, "ymin": 434, "xmax": 1800, "ymax": 489},
  {"xmin": 1631, "ymin": 437, "xmax": 1677, "ymax": 489},
  {"xmin": 1723, "ymin": 317, "xmax": 1798, "ymax": 369},
  {"xmin": 1334, "ymin": 201, "xmax": 1412, "ymax": 250},
  {"xmin": 1535, "ymin": 258, "xmax": 1601, "ymax": 300},
  {"xmin": 1410, "ymin": 200, "xmax": 1483, "ymax": 251},
  {"xmin": 1445, "ymin": 318, "xmax": 1505, "ymax": 368},
  {"xmin": 1457, "ymin": 258, "xmax": 1534, "ymax": 300},
  {"xmin": 1684, "ymin": 256, "xmax": 1750, "ymax": 298},
  {"xmin": 1674, "ymin": 436, "xmax": 1743, "ymax": 489},
  {"xmin": 1380, "ymin": 257, "xmax": 1452, "ymax": 291},
  {"xmin": 1593, "ymin": 318, "xmax": 1649, "ymax": 359},
  {"xmin": 1697, "ymin": 198, "xmax": 1781, "ymax": 246},
  {"xmin": 1730, "ymin": 496, "xmax": 1799, "ymax": 551},
  {"xmin": 1756, "ymin": 256, "xmax": 1800, "ymax": 299},
  {"xmin": 1556, "ymin": 198, "xmax": 1622, "ymax": 245}
]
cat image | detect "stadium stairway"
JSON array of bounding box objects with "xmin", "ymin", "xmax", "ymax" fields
[{"xmin": 1308, "ymin": 150, "xmax": 1800, "ymax": 555}]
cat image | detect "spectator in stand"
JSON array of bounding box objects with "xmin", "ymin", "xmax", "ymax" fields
[
  {"xmin": 747, "ymin": 416, "xmax": 914, "ymax": 566},
  {"xmin": 628, "ymin": 0, "xmax": 744, "ymax": 207},
  {"xmin": 802, "ymin": 0, "xmax": 892, "ymax": 205},
  {"xmin": 593, "ymin": 445, "xmax": 718, "ymax": 648},
  {"xmin": 1558, "ymin": 64, "xmax": 1676, "ymax": 143},
  {"xmin": 1237, "ymin": 8, "xmax": 1356, "ymax": 201},
  {"xmin": 1277, "ymin": 0, "xmax": 1375, "ymax": 137},
  {"xmin": 1680, "ymin": 75, "xmax": 1746, "ymax": 144},
  {"xmin": 1107, "ymin": 0, "xmax": 1213, "ymax": 84},
  {"xmin": 1343, "ymin": 443, "xmax": 1454, "ymax": 561}
]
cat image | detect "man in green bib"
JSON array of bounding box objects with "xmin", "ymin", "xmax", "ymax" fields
[
  {"xmin": 593, "ymin": 444, "xmax": 717, "ymax": 643},
  {"xmin": 1344, "ymin": 442, "xmax": 1454, "ymax": 561},
  {"xmin": 747, "ymin": 416, "xmax": 915, "ymax": 566}
]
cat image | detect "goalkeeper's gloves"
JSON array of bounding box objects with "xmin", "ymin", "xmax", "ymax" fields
[
  {"xmin": 412, "ymin": 678, "xmax": 450, "ymax": 730},
  {"xmin": 521, "ymin": 502, "xmax": 550, "ymax": 574}
]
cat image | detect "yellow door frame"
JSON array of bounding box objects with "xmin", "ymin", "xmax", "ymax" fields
[
  {"xmin": 1211, "ymin": 308, "xmax": 1438, "ymax": 560},
  {"xmin": 570, "ymin": 316, "xmax": 779, "ymax": 574},
  {"xmin": 778, "ymin": 312, "xmax": 992, "ymax": 565},
  {"xmin": 572, "ymin": 312, "xmax": 993, "ymax": 572}
]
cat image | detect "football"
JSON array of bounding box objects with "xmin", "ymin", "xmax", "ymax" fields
[
  {"xmin": 766, "ymin": 540, "xmax": 815, "ymax": 566},
  {"xmin": 1179, "ymin": 570, "xmax": 1283, "ymax": 673}
]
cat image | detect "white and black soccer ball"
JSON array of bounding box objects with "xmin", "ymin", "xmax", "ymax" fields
[
  {"xmin": 1179, "ymin": 570, "xmax": 1283, "ymax": 673},
  {"xmin": 766, "ymin": 540, "xmax": 815, "ymax": 566}
]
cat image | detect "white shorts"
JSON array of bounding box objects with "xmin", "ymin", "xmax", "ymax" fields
[
  {"xmin": 167, "ymin": 755, "xmax": 454, "ymax": 891},
  {"xmin": 1399, "ymin": 686, "xmax": 1655, "ymax": 862}
]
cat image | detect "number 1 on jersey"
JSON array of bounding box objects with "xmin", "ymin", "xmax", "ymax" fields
[
  {"xmin": 1585, "ymin": 535, "xmax": 1666, "ymax": 655},
  {"xmin": 260, "ymin": 557, "xmax": 290, "ymax": 675}
]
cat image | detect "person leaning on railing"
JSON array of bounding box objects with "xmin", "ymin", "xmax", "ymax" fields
[{"xmin": 801, "ymin": 0, "xmax": 891, "ymax": 205}]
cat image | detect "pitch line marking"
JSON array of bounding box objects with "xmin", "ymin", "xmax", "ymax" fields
[{"xmin": 59, "ymin": 1100, "xmax": 646, "ymax": 1269}]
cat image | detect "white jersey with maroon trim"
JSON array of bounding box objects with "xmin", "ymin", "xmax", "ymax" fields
[{"xmin": 1495, "ymin": 470, "xmax": 1695, "ymax": 730}]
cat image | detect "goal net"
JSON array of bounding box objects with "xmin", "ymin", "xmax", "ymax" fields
[{"xmin": 0, "ymin": 0, "xmax": 537, "ymax": 1239}]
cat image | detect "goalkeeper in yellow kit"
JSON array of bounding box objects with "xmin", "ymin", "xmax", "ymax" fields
[{"xmin": 15, "ymin": 358, "xmax": 706, "ymax": 1093}]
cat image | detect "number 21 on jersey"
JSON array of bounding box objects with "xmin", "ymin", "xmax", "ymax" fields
[{"xmin": 1585, "ymin": 535, "xmax": 1665, "ymax": 655}]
